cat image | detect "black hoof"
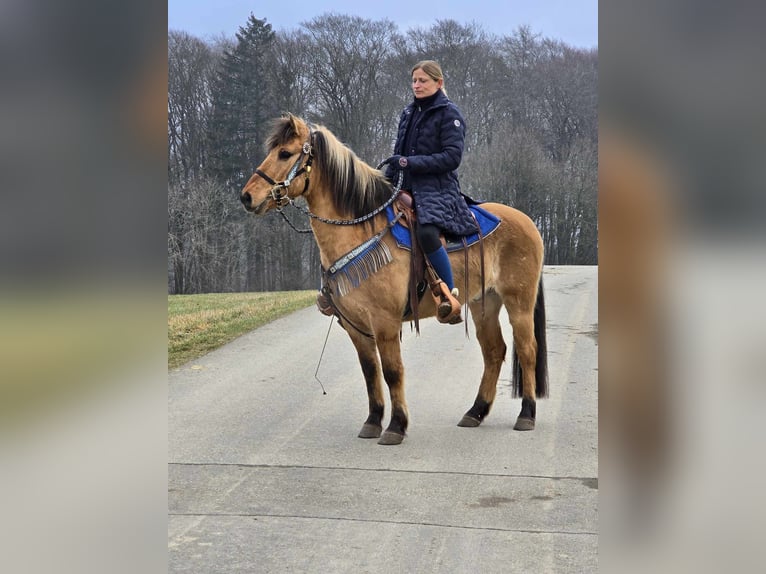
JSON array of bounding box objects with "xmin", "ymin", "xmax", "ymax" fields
[
  {"xmin": 513, "ymin": 417, "xmax": 535, "ymax": 431},
  {"xmin": 358, "ymin": 423, "xmax": 382, "ymax": 439},
  {"xmin": 377, "ymin": 431, "xmax": 405, "ymax": 445},
  {"xmin": 457, "ymin": 414, "xmax": 481, "ymax": 427}
]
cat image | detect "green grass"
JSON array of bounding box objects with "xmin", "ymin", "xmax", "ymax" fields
[{"xmin": 168, "ymin": 290, "xmax": 317, "ymax": 369}]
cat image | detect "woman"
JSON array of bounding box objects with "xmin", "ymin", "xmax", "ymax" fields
[{"xmin": 383, "ymin": 60, "xmax": 477, "ymax": 324}]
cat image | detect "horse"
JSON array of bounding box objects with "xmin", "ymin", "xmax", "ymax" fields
[{"xmin": 240, "ymin": 113, "xmax": 548, "ymax": 445}]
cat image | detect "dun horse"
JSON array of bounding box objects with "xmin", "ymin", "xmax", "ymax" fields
[{"xmin": 241, "ymin": 114, "xmax": 548, "ymax": 445}]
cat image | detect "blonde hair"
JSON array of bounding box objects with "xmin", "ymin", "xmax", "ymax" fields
[{"xmin": 411, "ymin": 60, "xmax": 447, "ymax": 96}]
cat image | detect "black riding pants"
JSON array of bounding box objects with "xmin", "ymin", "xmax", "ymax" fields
[{"xmin": 416, "ymin": 223, "xmax": 442, "ymax": 254}]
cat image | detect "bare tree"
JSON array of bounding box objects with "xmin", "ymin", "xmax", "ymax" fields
[
  {"xmin": 269, "ymin": 30, "xmax": 314, "ymax": 118},
  {"xmin": 302, "ymin": 14, "xmax": 403, "ymax": 161},
  {"xmin": 168, "ymin": 176, "xmax": 244, "ymax": 293},
  {"xmin": 404, "ymin": 20, "xmax": 497, "ymax": 149},
  {"xmin": 168, "ymin": 30, "xmax": 217, "ymax": 184}
]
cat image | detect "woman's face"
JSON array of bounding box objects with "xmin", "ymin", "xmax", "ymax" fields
[{"xmin": 411, "ymin": 68, "xmax": 442, "ymax": 98}]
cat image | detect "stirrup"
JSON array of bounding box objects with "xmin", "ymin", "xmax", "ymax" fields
[{"xmin": 435, "ymin": 284, "xmax": 462, "ymax": 324}]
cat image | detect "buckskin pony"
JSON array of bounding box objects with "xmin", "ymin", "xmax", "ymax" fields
[{"xmin": 241, "ymin": 114, "xmax": 548, "ymax": 445}]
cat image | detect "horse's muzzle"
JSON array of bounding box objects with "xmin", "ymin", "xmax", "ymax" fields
[{"xmin": 241, "ymin": 191, "xmax": 271, "ymax": 214}]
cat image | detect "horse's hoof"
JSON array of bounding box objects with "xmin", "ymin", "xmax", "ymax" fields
[
  {"xmin": 457, "ymin": 414, "xmax": 481, "ymax": 427},
  {"xmin": 358, "ymin": 423, "xmax": 382, "ymax": 439},
  {"xmin": 377, "ymin": 431, "xmax": 405, "ymax": 445},
  {"xmin": 514, "ymin": 417, "xmax": 535, "ymax": 431}
]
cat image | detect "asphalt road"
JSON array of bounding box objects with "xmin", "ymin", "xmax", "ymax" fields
[{"xmin": 169, "ymin": 265, "xmax": 598, "ymax": 573}]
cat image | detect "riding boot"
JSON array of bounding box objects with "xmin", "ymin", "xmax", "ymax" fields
[
  {"xmin": 431, "ymin": 280, "xmax": 462, "ymax": 324},
  {"xmin": 425, "ymin": 246, "xmax": 462, "ymax": 324}
]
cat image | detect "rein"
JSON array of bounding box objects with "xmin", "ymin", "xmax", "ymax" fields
[
  {"xmin": 286, "ymin": 169, "xmax": 403, "ymax": 227},
  {"xmin": 276, "ymin": 169, "xmax": 404, "ymax": 233},
  {"xmin": 258, "ymin": 142, "xmax": 404, "ymax": 233}
]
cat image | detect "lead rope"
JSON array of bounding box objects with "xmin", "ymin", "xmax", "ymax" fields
[
  {"xmin": 313, "ymin": 315, "xmax": 333, "ymax": 395},
  {"xmin": 288, "ymin": 167, "xmax": 405, "ymax": 393},
  {"xmin": 278, "ymin": 207, "xmax": 313, "ymax": 234}
]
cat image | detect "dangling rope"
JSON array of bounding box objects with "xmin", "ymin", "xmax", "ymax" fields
[{"xmin": 313, "ymin": 314, "xmax": 334, "ymax": 395}]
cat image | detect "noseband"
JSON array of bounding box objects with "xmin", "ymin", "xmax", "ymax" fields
[{"xmin": 254, "ymin": 126, "xmax": 315, "ymax": 208}]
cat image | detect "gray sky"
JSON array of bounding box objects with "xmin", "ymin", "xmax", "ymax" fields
[{"xmin": 167, "ymin": 0, "xmax": 598, "ymax": 49}]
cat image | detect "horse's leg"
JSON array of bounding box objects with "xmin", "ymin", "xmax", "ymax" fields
[
  {"xmin": 375, "ymin": 333, "xmax": 408, "ymax": 445},
  {"xmin": 458, "ymin": 291, "xmax": 506, "ymax": 427},
  {"xmin": 506, "ymin": 301, "xmax": 539, "ymax": 431},
  {"xmin": 350, "ymin": 334, "xmax": 385, "ymax": 439}
]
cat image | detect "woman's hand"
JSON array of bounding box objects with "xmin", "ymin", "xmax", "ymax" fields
[{"xmin": 382, "ymin": 155, "xmax": 409, "ymax": 168}]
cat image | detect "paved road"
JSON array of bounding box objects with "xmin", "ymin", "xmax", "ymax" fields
[{"xmin": 169, "ymin": 265, "xmax": 597, "ymax": 573}]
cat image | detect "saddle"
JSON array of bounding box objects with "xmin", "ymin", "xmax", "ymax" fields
[
  {"xmin": 316, "ymin": 191, "xmax": 490, "ymax": 334},
  {"xmin": 394, "ymin": 191, "xmax": 487, "ymax": 334}
]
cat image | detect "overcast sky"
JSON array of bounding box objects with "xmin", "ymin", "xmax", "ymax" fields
[{"xmin": 168, "ymin": 0, "xmax": 598, "ymax": 49}]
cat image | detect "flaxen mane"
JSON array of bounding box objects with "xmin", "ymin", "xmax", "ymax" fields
[
  {"xmin": 265, "ymin": 115, "xmax": 393, "ymax": 220},
  {"xmin": 312, "ymin": 128, "xmax": 394, "ymax": 220}
]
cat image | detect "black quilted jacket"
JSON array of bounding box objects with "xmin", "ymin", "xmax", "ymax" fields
[{"xmin": 386, "ymin": 90, "xmax": 477, "ymax": 237}]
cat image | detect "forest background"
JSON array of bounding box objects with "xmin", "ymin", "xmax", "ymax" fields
[{"xmin": 168, "ymin": 14, "xmax": 598, "ymax": 294}]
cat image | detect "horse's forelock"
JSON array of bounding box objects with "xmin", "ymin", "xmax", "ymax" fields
[{"xmin": 265, "ymin": 115, "xmax": 301, "ymax": 152}]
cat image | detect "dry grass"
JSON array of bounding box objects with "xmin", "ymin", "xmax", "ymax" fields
[{"xmin": 168, "ymin": 291, "xmax": 316, "ymax": 369}]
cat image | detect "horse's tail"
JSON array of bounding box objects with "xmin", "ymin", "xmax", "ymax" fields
[{"xmin": 513, "ymin": 275, "xmax": 549, "ymax": 399}]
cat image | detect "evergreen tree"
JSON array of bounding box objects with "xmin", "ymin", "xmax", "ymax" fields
[{"xmin": 208, "ymin": 15, "xmax": 278, "ymax": 190}]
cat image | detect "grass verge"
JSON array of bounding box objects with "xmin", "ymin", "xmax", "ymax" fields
[{"xmin": 168, "ymin": 290, "xmax": 316, "ymax": 369}]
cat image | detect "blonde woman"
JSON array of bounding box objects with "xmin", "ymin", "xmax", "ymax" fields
[{"xmin": 383, "ymin": 60, "xmax": 476, "ymax": 324}]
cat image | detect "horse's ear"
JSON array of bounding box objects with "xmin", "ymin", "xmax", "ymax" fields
[{"xmin": 284, "ymin": 112, "xmax": 299, "ymax": 133}]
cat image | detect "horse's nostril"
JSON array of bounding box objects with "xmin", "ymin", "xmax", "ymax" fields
[{"xmin": 241, "ymin": 192, "xmax": 251, "ymax": 207}]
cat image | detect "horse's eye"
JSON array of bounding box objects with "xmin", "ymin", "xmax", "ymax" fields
[{"xmin": 278, "ymin": 150, "xmax": 293, "ymax": 160}]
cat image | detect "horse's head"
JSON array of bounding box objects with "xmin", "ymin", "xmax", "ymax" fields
[
  {"xmin": 241, "ymin": 113, "xmax": 314, "ymax": 214},
  {"xmin": 242, "ymin": 113, "xmax": 395, "ymax": 223}
]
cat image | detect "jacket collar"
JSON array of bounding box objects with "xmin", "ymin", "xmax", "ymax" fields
[{"xmin": 406, "ymin": 89, "xmax": 449, "ymax": 113}]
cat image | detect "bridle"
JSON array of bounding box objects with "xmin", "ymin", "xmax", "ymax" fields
[
  {"xmin": 251, "ymin": 124, "xmax": 406, "ymax": 339},
  {"xmin": 252, "ymin": 124, "xmax": 403, "ymax": 232},
  {"xmin": 253, "ymin": 126, "xmax": 316, "ymax": 209}
]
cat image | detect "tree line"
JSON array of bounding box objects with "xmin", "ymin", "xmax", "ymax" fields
[{"xmin": 168, "ymin": 14, "xmax": 597, "ymax": 294}]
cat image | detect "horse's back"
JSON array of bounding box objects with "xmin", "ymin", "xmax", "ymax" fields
[
  {"xmin": 480, "ymin": 202, "xmax": 544, "ymax": 255},
  {"xmin": 465, "ymin": 202, "xmax": 545, "ymax": 306}
]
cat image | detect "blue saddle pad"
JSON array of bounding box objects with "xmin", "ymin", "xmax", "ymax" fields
[{"xmin": 387, "ymin": 204, "xmax": 501, "ymax": 252}]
